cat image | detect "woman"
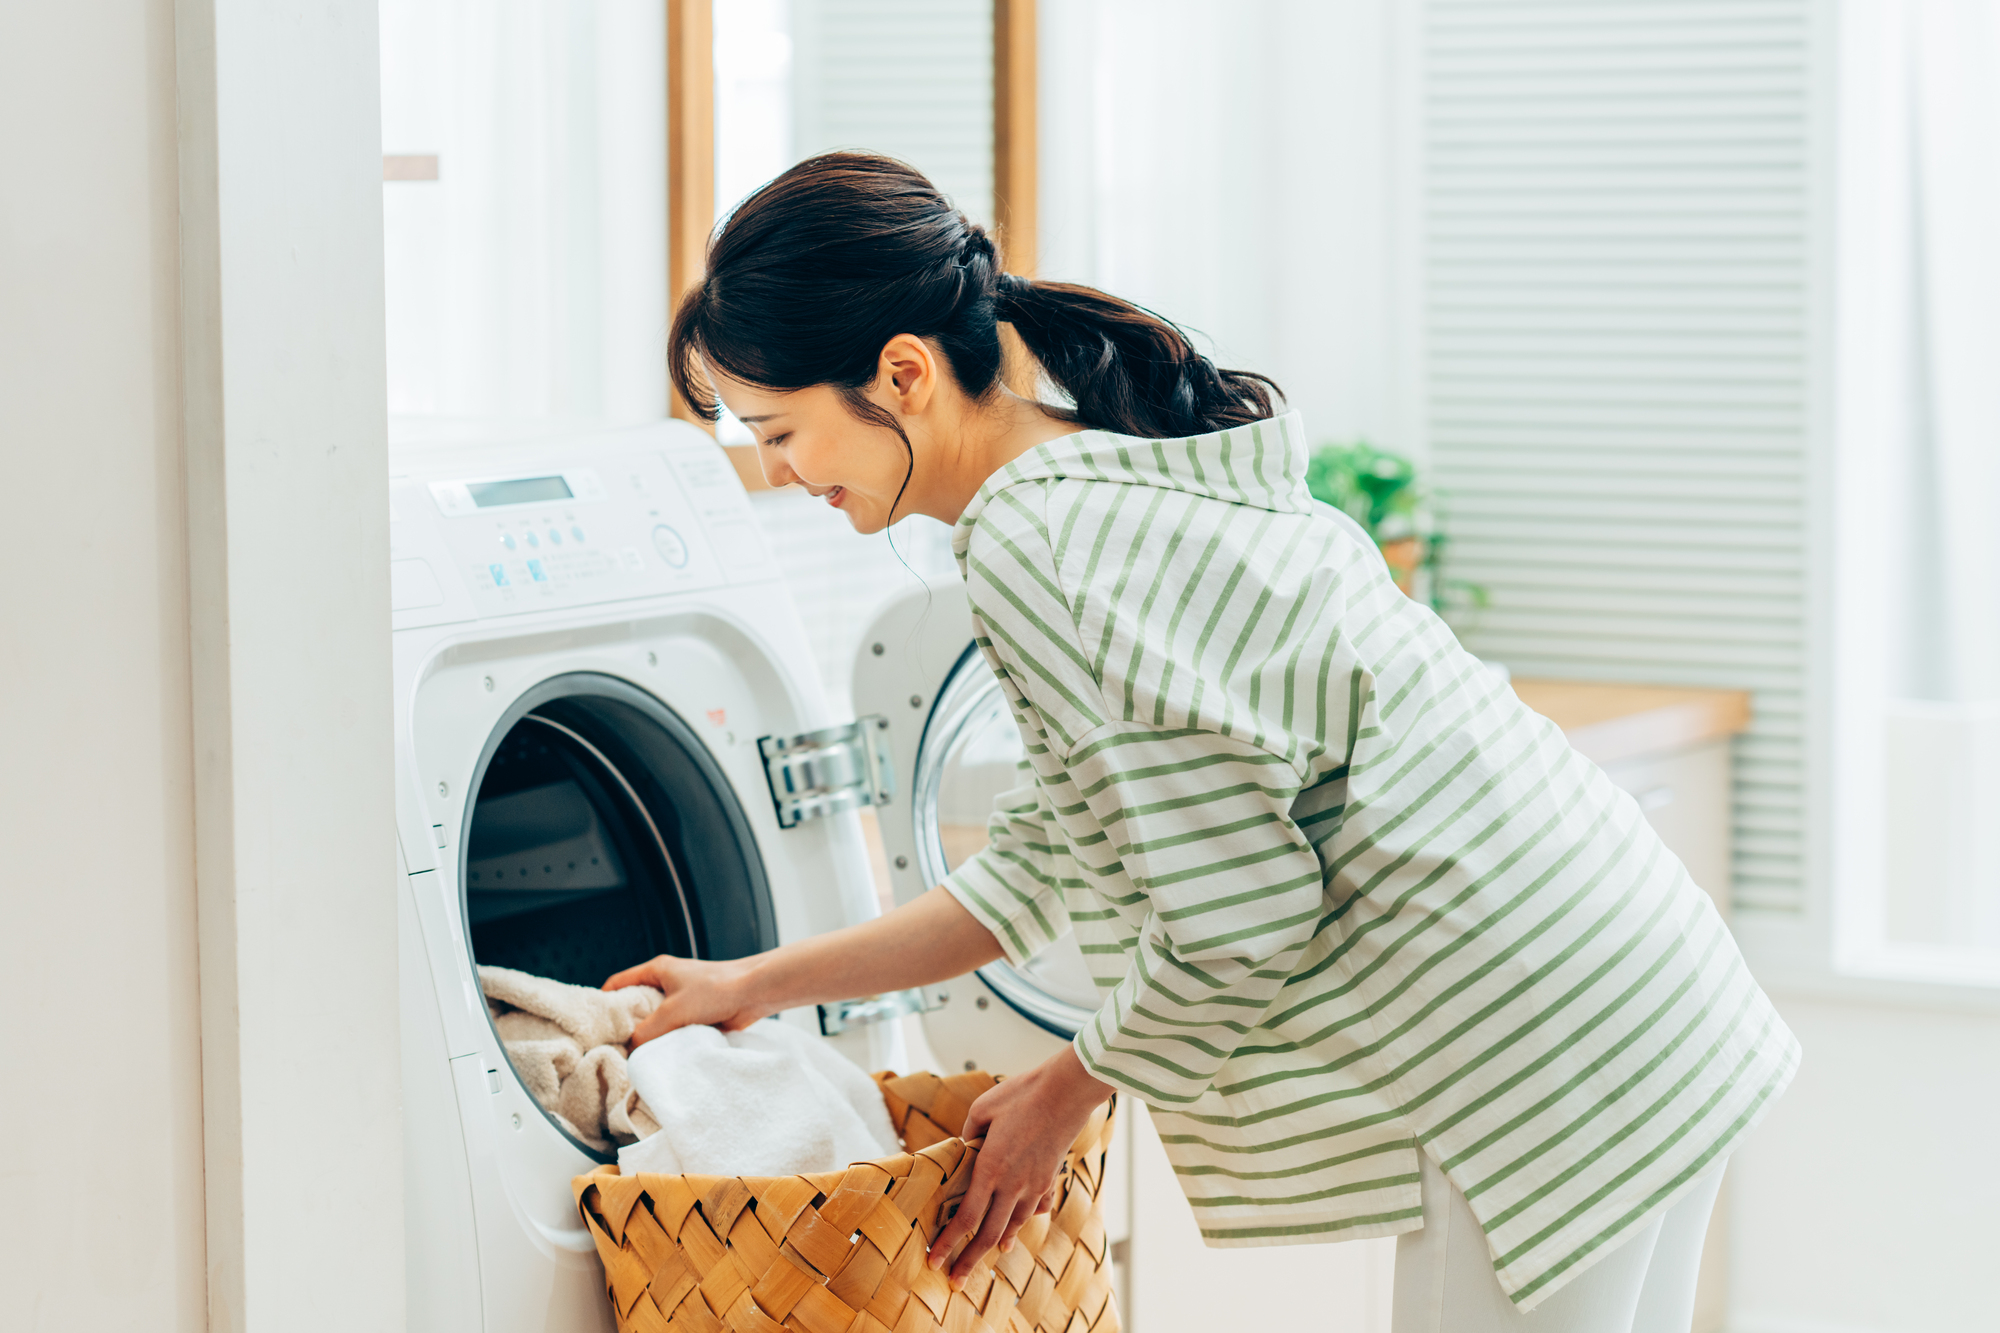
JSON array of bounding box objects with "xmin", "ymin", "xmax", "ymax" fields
[{"xmin": 605, "ymin": 153, "xmax": 1798, "ymax": 1331}]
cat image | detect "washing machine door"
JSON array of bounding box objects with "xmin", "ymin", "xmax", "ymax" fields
[{"xmin": 848, "ymin": 583, "xmax": 1103, "ymax": 1076}]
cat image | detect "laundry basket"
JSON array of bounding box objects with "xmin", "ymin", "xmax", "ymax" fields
[{"xmin": 573, "ymin": 1069, "xmax": 1120, "ymax": 1333}]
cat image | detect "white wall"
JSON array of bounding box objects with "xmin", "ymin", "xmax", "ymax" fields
[
  {"xmin": 2, "ymin": 3, "xmax": 402, "ymax": 1329},
  {"xmin": 0, "ymin": 2, "xmax": 207, "ymax": 1329},
  {"xmin": 1730, "ymin": 990, "xmax": 2000, "ymax": 1333}
]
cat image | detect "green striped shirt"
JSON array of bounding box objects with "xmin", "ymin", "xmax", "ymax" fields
[{"xmin": 940, "ymin": 412, "xmax": 1799, "ymax": 1309}]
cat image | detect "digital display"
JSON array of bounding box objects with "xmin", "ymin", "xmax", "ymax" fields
[{"xmin": 467, "ymin": 475, "xmax": 573, "ymax": 508}]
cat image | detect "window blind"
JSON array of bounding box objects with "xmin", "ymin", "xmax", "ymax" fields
[
  {"xmin": 790, "ymin": 0, "xmax": 994, "ymax": 228},
  {"xmin": 1418, "ymin": 0, "xmax": 1821, "ymax": 916}
]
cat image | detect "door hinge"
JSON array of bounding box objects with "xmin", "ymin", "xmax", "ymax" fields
[
  {"xmin": 758, "ymin": 716, "xmax": 894, "ymax": 829},
  {"xmin": 818, "ymin": 986, "xmax": 948, "ymax": 1036}
]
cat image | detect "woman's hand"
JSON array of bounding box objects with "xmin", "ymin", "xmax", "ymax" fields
[
  {"xmin": 604, "ymin": 955, "xmax": 768, "ymax": 1049},
  {"xmin": 927, "ymin": 1047, "xmax": 1114, "ymax": 1288},
  {"xmin": 603, "ymin": 888, "xmax": 1006, "ymax": 1052}
]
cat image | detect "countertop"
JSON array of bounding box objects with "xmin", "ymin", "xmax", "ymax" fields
[{"xmin": 1510, "ymin": 678, "xmax": 1752, "ymax": 766}]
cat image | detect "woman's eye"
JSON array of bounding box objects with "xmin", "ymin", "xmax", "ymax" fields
[{"xmin": 763, "ymin": 433, "xmax": 789, "ymax": 448}]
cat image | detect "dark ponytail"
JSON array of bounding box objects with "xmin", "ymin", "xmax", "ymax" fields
[
  {"xmin": 992, "ymin": 274, "xmax": 1281, "ymax": 438},
  {"xmin": 670, "ymin": 151, "xmax": 1282, "ymax": 442}
]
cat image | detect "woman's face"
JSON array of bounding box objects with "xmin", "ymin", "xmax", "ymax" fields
[{"xmin": 709, "ymin": 374, "xmax": 915, "ymax": 536}]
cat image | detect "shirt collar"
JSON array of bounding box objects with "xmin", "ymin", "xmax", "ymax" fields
[{"xmin": 952, "ymin": 411, "xmax": 1313, "ymax": 555}]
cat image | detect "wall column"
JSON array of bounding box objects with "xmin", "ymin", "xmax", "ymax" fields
[{"xmin": 174, "ymin": 2, "xmax": 403, "ymax": 1327}]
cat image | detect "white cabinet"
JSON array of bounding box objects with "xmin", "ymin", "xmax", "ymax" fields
[{"xmin": 1601, "ymin": 739, "xmax": 1735, "ymax": 920}]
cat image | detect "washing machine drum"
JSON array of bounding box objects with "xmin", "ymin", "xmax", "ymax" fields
[{"xmin": 461, "ymin": 674, "xmax": 776, "ymax": 989}]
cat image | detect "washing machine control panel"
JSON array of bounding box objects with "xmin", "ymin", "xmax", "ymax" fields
[{"xmin": 389, "ymin": 424, "xmax": 777, "ymax": 628}]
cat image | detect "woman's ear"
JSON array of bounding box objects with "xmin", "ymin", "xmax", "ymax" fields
[{"xmin": 876, "ymin": 333, "xmax": 940, "ymax": 416}]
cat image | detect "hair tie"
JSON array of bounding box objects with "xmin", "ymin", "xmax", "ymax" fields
[{"xmin": 994, "ymin": 271, "xmax": 1032, "ymax": 312}]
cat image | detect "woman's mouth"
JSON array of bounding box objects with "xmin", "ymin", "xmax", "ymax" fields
[{"xmin": 825, "ymin": 486, "xmax": 846, "ymax": 509}]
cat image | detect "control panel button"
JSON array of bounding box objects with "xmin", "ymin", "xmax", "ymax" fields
[
  {"xmin": 488, "ymin": 563, "xmax": 510, "ymax": 587},
  {"xmin": 527, "ymin": 558, "xmax": 547, "ymax": 582},
  {"xmin": 571, "ymin": 525, "xmax": 586, "ymax": 542},
  {"xmin": 548, "ymin": 528, "xmax": 563, "ymax": 545},
  {"xmin": 525, "ymin": 531, "xmax": 540, "ymax": 548},
  {"xmin": 500, "ymin": 532, "xmax": 516, "ymax": 550},
  {"xmin": 651, "ymin": 524, "xmax": 689, "ymax": 569}
]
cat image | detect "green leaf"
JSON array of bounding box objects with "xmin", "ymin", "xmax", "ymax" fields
[{"xmin": 1304, "ymin": 440, "xmax": 1487, "ymax": 620}]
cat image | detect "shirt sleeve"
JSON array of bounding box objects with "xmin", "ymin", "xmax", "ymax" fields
[
  {"xmin": 1060, "ymin": 721, "xmax": 1327, "ymax": 1105},
  {"xmin": 939, "ymin": 758, "xmax": 1072, "ymax": 967}
]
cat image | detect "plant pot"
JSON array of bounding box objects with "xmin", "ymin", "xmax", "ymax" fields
[{"xmin": 1378, "ymin": 537, "xmax": 1424, "ymax": 597}]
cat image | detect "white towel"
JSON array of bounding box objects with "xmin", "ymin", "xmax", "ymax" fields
[
  {"xmin": 479, "ymin": 965, "xmax": 662, "ymax": 1152},
  {"xmin": 618, "ymin": 1019, "xmax": 901, "ymax": 1177}
]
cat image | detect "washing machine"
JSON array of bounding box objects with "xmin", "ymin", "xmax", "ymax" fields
[{"xmin": 388, "ymin": 419, "xmax": 1103, "ymax": 1333}]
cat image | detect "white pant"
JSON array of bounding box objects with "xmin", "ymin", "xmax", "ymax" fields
[{"xmin": 1392, "ymin": 1152, "xmax": 1725, "ymax": 1333}]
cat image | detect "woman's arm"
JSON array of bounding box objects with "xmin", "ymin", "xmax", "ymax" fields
[
  {"xmin": 608, "ymin": 870, "xmax": 1114, "ymax": 1289},
  {"xmin": 606, "ymin": 884, "xmax": 1005, "ymax": 1048},
  {"xmin": 611, "ymin": 887, "xmax": 1112, "ymax": 1286}
]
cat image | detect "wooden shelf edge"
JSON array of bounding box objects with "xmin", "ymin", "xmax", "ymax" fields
[{"xmin": 1511, "ymin": 678, "xmax": 1753, "ymax": 767}]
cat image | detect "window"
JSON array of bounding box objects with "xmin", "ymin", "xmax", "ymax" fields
[{"xmin": 1831, "ymin": 0, "xmax": 2000, "ymax": 976}]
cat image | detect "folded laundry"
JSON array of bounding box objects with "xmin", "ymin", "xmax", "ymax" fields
[
  {"xmin": 618, "ymin": 1018, "xmax": 901, "ymax": 1177},
  {"xmin": 479, "ymin": 965, "xmax": 662, "ymax": 1153}
]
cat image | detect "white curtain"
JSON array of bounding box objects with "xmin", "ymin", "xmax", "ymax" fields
[
  {"xmin": 1035, "ymin": 0, "xmax": 1403, "ymax": 451},
  {"xmin": 380, "ymin": 0, "xmax": 666, "ymax": 420},
  {"xmin": 1851, "ymin": 0, "xmax": 2000, "ymax": 948}
]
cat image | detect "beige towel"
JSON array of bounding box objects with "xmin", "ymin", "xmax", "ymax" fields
[{"xmin": 479, "ymin": 965, "xmax": 663, "ymax": 1153}]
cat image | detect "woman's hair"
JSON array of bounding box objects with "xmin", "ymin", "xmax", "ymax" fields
[{"xmin": 668, "ymin": 152, "xmax": 1282, "ymax": 445}]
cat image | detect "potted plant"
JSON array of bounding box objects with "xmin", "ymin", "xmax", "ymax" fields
[{"xmin": 1304, "ymin": 441, "xmax": 1485, "ymax": 617}]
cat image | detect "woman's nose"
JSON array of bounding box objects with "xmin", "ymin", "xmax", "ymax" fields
[{"xmin": 758, "ymin": 449, "xmax": 795, "ymax": 489}]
